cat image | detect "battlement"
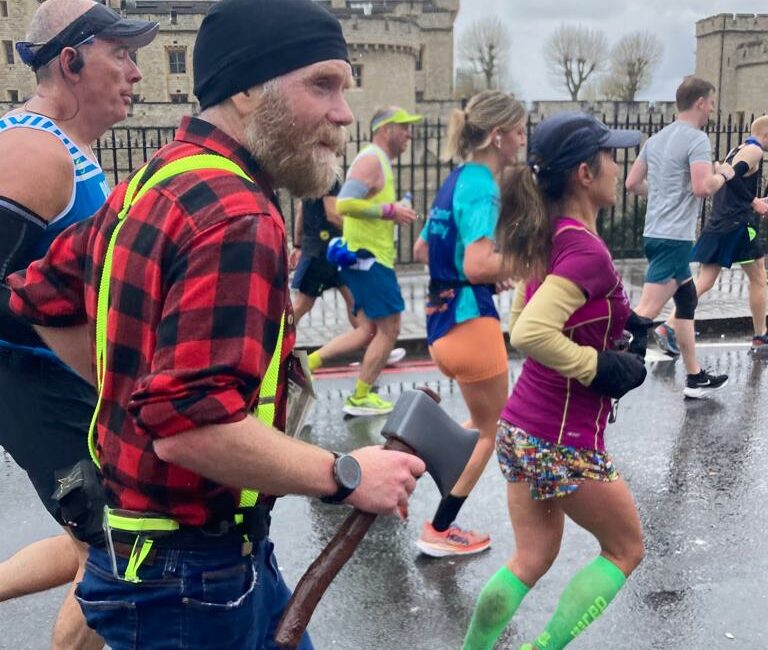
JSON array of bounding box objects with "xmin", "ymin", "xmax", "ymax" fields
[{"xmin": 697, "ymin": 13, "xmax": 768, "ymax": 38}]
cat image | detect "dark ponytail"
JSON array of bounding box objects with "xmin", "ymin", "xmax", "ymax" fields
[
  {"xmin": 497, "ymin": 151, "xmax": 603, "ymax": 282},
  {"xmin": 496, "ymin": 165, "xmax": 551, "ymax": 282}
]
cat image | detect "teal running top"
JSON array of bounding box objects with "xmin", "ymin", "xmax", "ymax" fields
[{"xmin": 422, "ymin": 162, "xmax": 500, "ymax": 342}]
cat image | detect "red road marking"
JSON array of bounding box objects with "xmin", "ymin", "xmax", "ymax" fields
[{"xmin": 312, "ymin": 358, "xmax": 437, "ymax": 379}]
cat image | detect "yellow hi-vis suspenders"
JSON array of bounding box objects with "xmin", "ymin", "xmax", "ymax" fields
[{"xmin": 88, "ymin": 154, "xmax": 286, "ymax": 582}]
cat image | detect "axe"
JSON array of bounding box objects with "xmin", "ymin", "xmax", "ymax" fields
[{"xmin": 274, "ymin": 388, "xmax": 479, "ymax": 648}]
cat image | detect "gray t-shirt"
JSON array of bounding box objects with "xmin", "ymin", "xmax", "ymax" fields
[{"xmin": 640, "ymin": 120, "xmax": 712, "ymax": 241}]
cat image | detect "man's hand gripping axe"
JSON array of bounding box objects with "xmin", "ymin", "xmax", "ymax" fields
[{"xmin": 274, "ymin": 388, "xmax": 479, "ymax": 648}]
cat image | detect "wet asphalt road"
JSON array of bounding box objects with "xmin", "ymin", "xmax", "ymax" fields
[{"xmin": 1, "ymin": 343, "xmax": 767, "ymax": 649}]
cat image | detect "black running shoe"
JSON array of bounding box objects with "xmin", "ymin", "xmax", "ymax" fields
[{"xmin": 683, "ymin": 369, "xmax": 728, "ymax": 399}]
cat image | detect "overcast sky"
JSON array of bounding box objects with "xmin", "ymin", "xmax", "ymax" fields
[{"xmin": 453, "ymin": 0, "xmax": 764, "ymax": 102}]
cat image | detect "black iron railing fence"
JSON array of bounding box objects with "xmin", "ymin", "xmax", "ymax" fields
[{"xmin": 93, "ymin": 112, "xmax": 766, "ymax": 263}]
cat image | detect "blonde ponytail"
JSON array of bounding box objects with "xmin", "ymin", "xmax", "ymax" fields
[{"xmin": 443, "ymin": 90, "xmax": 525, "ymax": 163}]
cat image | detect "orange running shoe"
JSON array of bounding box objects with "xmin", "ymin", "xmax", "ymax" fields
[{"xmin": 415, "ymin": 522, "xmax": 491, "ymax": 557}]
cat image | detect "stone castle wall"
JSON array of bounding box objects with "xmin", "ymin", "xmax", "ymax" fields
[
  {"xmin": 695, "ymin": 13, "xmax": 768, "ymax": 118},
  {"xmin": 0, "ymin": 0, "xmax": 37, "ymax": 103},
  {"xmin": 0, "ymin": 0, "xmax": 460, "ymax": 126}
]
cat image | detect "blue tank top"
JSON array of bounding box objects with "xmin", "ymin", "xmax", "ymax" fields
[
  {"xmin": 424, "ymin": 163, "xmax": 500, "ymax": 345},
  {"xmin": 0, "ymin": 112, "xmax": 109, "ymax": 360}
]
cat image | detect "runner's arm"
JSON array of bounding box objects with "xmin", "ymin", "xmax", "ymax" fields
[
  {"xmin": 32, "ymin": 324, "xmax": 95, "ymax": 384},
  {"xmin": 508, "ymin": 281, "xmax": 526, "ymax": 333},
  {"xmin": 323, "ymin": 195, "xmax": 342, "ymax": 229},
  {"xmin": 692, "ymin": 161, "xmax": 731, "ymax": 197},
  {"xmin": 509, "ymin": 274, "xmax": 598, "ymax": 385},
  {"xmin": 292, "ymin": 201, "xmax": 304, "ymax": 248},
  {"xmin": 154, "ymin": 417, "xmax": 424, "ymax": 515},
  {"xmin": 0, "ymin": 128, "xmax": 74, "ymax": 221},
  {"xmin": 464, "ymin": 238, "xmax": 506, "ymax": 283},
  {"xmin": 336, "ymin": 153, "xmax": 416, "ymax": 225},
  {"xmin": 413, "ymin": 237, "xmax": 428, "ymax": 263},
  {"xmin": 289, "ymin": 202, "xmax": 303, "ymax": 269},
  {"xmin": 725, "ymin": 144, "xmax": 765, "ymax": 203},
  {"xmin": 6, "ymin": 219, "xmax": 90, "ymax": 327},
  {"xmin": 625, "ymin": 158, "xmax": 648, "ymax": 196},
  {"xmin": 336, "ymin": 154, "xmax": 386, "ymax": 218}
]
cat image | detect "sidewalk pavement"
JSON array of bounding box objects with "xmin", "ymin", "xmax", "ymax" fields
[{"xmin": 295, "ymin": 259, "xmax": 761, "ymax": 351}]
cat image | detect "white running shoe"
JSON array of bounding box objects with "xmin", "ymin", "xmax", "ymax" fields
[{"xmin": 386, "ymin": 347, "xmax": 406, "ymax": 366}]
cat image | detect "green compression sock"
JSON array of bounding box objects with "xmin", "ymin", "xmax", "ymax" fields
[
  {"xmin": 462, "ymin": 566, "xmax": 530, "ymax": 650},
  {"xmin": 353, "ymin": 379, "xmax": 372, "ymax": 399},
  {"xmin": 531, "ymin": 555, "xmax": 626, "ymax": 650},
  {"xmin": 308, "ymin": 351, "xmax": 323, "ymax": 372}
]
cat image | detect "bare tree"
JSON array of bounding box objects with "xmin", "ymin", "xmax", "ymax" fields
[
  {"xmin": 458, "ymin": 16, "xmax": 511, "ymax": 91},
  {"xmin": 544, "ymin": 24, "xmax": 609, "ymax": 101},
  {"xmin": 601, "ymin": 32, "xmax": 664, "ymax": 101}
]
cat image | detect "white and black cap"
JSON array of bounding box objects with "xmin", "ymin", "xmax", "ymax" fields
[{"xmin": 16, "ymin": 3, "xmax": 158, "ymax": 71}]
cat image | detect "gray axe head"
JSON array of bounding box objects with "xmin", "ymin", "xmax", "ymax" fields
[{"xmin": 380, "ymin": 390, "xmax": 479, "ymax": 498}]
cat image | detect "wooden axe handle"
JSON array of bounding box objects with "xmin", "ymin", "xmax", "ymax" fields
[{"xmin": 274, "ymin": 437, "xmax": 414, "ymax": 648}]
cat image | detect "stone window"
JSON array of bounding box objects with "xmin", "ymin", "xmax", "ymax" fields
[
  {"xmin": 415, "ymin": 90, "xmax": 424, "ymax": 102},
  {"xmin": 351, "ymin": 63, "xmax": 363, "ymax": 88},
  {"xmin": 167, "ymin": 47, "xmax": 186, "ymax": 74},
  {"xmin": 3, "ymin": 40, "xmax": 14, "ymax": 64},
  {"xmin": 415, "ymin": 46, "xmax": 424, "ymax": 71},
  {"xmin": 170, "ymin": 93, "xmax": 188, "ymax": 104},
  {"xmin": 7, "ymin": 89, "xmax": 18, "ymax": 102},
  {"xmin": 0, "ymin": 2, "xmax": 8, "ymax": 18}
]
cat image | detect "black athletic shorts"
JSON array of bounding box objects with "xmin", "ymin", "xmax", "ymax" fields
[
  {"xmin": 0, "ymin": 346, "xmax": 96, "ymax": 524},
  {"xmin": 291, "ymin": 254, "xmax": 343, "ymax": 297},
  {"xmin": 691, "ymin": 225, "xmax": 765, "ymax": 268}
]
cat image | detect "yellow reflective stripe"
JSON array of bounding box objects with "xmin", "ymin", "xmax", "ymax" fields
[
  {"xmin": 255, "ymin": 312, "xmax": 286, "ymax": 427},
  {"xmin": 132, "ymin": 154, "xmax": 252, "ymax": 205},
  {"xmin": 88, "ymin": 165, "xmax": 151, "ymax": 466},
  {"xmin": 238, "ymin": 489, "xmax": 259, "ymax": 509},
  {"xmin": 242, "ymin": 311, "xmax": 286, "ymax": 507},
  {"xmin": 124, "ymin": 537, "xmax": 154, "ymax": 584},
  {"xmin": 107, "ymin": 511, "xmax": 180, "ymax": 533}
]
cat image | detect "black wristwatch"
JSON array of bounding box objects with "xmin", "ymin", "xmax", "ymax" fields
[{"xmin": 320, "ymin": 452, "xmax": 362, "ymax": 504}]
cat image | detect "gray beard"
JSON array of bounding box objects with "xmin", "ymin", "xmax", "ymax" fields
[{"xmin": 242, "ymin": 97, "xmax": 344, "ymax": 198}]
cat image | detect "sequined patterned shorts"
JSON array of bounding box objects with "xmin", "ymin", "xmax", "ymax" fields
[{"xmin": 495, "ymin": 420, "xmax": 619, "ymax": 500}]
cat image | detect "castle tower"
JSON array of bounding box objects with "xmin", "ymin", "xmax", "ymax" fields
[{"xmin": 695, "ymin": 14, "xmax": 768, "ymax": 119}]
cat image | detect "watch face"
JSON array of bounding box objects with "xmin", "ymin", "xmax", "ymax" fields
[{"xmin": 336, "ymin": 455, "xmax": 362, "ymax": 490}]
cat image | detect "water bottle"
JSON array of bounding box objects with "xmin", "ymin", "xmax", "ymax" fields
[{"xmin": 394, "ymin": 192, "xmax": 413, "ymax": 244}]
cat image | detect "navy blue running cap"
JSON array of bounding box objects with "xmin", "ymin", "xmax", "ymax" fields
[
  {"xmin": 16, "ymin": 4, "xmax": 159, "ymax": 72},
  {"xmin": 193, "ymin": 0, "xmax": 349, "ymax": 110},
  {"xmin": 529, "ymin": 112, "xmax": 643, "ymax": 175}
]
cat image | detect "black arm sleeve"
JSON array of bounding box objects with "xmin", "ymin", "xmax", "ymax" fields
[
  {"xmin": 0, "ymin": 281, "xmax": 46, "ymax": 347},
  {"xmin": 0, "ymin": 196, "xmax": 47, "ymax": 278},
  {"xmin": 0, "ymin": 197, "xmax": 48, "ymax": 347},
  {"xmin": 724, "ymin": 163, "xmax": 757, "ymax": 203}
]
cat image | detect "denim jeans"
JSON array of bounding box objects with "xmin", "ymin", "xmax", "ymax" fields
[{"xmin": 75, "ymin": 538, "xmax": 314, "ymax": 650}]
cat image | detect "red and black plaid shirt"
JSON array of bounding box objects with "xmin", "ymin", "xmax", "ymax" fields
[{"xmin": 8, "ymin": 117, "xmax": 295, "ymax": 526}]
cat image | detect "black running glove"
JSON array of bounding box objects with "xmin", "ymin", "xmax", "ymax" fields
[
  {"xmin": 590, "ymin": 350, "xmax": 647, "ymax": 399},
  {"xmin": 625, "ymin": 311, "xmax": 655, "ymax": 358}
]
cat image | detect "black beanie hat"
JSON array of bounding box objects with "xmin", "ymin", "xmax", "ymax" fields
[{"xmin": 193, "ymin": 0, "xmax": 349, "ymax": 110}]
